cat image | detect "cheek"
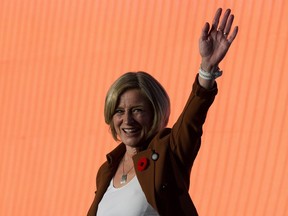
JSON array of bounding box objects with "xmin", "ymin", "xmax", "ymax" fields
[
  {"xmin": 112, "ymin": 117, "xmax": 120, "ymax": 131},
  {"xmin": 142, "ymin": 115, "xmax": 154, "ymax": 130},
  {"xmin": 146, "ymin": 112, "xmax": 154, "ymax": 127}
]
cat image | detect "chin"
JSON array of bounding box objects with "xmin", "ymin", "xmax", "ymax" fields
[{"xmin": 122, "ymin": 137, "xmax": 146, "ymax": 148}]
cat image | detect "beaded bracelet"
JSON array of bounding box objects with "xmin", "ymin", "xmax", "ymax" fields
[{"xmin": 199, "ymin": 67, "xmax": 223, "ymax": 80}]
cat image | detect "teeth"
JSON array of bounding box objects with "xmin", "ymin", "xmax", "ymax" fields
[{"xmin": 123, "ymin": 128, "xmax": 138, "ymax": 133}]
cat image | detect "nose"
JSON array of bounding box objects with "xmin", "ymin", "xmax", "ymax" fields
[{"xmin": 123, "ymin": 111, "xmax": 134, "ymax": 124}]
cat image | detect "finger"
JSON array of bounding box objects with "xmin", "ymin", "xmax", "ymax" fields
[
  {"xmin": 224, "ymin": 14, "xmax": 234, "ymax": 36},
  {"xmin": 212, "ymin": 8, "xmax": 222, "ymax": 30},
  {"xmin": 200, "ymin": 22, "xmax": 210, "ymax": 41},
  {"xmin": 228, "ymin": 26, "xmax": 239, "ymax": 44},
  {"xmin": 218, "ymin": 9, "xmax": 231, "ymax": 32}
]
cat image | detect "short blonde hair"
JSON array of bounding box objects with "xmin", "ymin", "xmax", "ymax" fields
[{"xmin": 104, "ymin": 71, "xmax": 170, "ymax": 141}]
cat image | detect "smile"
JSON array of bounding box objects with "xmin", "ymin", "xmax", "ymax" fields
[{"xmin": 122, "ymin": 128, "xmax": 140, "ymax": 134}]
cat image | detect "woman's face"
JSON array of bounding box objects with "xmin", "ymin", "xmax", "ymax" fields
[{"xmin": 112, "ymin": 89, "xmax": 154, "ymax": 148}]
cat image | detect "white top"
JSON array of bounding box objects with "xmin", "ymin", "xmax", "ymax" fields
[{"xmin": 97, "ymin": 176, "xmax": 159, "ymax": 216}]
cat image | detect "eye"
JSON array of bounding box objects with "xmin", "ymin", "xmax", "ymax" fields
[
  {"xmin": 114, "ymin": 109, "xmax": 124, "ymax": 114},
  {"xmin": 133, "ymin": 108, "xmax": 143, "ymax": 113}
]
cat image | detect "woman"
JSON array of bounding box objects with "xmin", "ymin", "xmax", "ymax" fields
[{"xmin": 88, "ymin": 8, "xmax": 238, "ymax": 216}]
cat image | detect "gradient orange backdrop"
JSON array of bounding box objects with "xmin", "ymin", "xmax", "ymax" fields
[{"xmin": 1, "ymin": 0, "xmax": 287, "ymax": 215}]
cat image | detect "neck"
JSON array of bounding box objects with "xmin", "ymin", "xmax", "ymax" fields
[{"xmin": 124, "ymin": 147, "xmax": 139, "ymax": 160}]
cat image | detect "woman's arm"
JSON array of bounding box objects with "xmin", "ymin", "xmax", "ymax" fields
[{"xmin": 170, "ymin": 8, "xmax": 238, "ymax": 171}]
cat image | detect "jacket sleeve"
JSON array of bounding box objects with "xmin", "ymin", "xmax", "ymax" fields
[{"xmin": 169, "ymin": 74, "xmax": 218, "ymax": 172}]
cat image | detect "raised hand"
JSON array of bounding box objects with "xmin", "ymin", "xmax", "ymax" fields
[{"xmin": 199, "ymin": 8, "xmax": 238, "ymax": 72}]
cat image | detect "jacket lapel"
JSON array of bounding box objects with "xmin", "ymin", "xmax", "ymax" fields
[{"xmin": 133, "ymin": 148, "xmax": 158, "ymax": 211}]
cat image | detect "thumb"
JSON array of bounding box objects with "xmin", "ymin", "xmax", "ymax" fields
[{"xmin": 200, "ymin": 22, "xmax": 210, "ymax": 41}]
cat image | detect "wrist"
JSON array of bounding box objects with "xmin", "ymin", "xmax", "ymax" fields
[
  {"xmin": 201, "ymin": 65, "xmax": 213, "ymax": 72},
  {"xmin": 198, "ymin": 66, "xmax": 222, "ymax": 80},
  {"xmin": 198, "ymin": 75, "xmax": 215, "ymax": 89},
  {"xmin": 200, "ymin": 61, "xmax": 218, "ymax": 72}
]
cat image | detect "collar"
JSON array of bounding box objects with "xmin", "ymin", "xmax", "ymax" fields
[{"xmin": 106, "ymin": 143, "xmax": 126, "ymax": 166}]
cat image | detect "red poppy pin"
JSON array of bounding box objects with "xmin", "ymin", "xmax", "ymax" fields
[{"xmin": 137, "ymin": 157, "xmax": 148, "ymax": 171}]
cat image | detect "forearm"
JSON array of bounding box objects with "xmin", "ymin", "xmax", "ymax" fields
[{"xmin": 170, "ymin": 75, "xmax": 218, "ymax": 167}]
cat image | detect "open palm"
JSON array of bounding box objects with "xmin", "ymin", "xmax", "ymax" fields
[{"xmin": 199, "ymin": 8, "xmax": 238, "ymax": 71}]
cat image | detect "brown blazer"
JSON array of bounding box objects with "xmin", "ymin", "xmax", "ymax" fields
[{"xmin": 88, "ymin": 76, "xmax": 218, "ymax": 216}]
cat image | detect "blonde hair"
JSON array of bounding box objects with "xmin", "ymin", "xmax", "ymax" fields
[{"xmin": 104, "ymin": 71, "xmax": 170, "ymax": 141}]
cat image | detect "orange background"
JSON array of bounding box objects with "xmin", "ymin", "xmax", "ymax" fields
[{"xmin": 1, "ymin": 0, "xmax": 287, "ymax": 215}]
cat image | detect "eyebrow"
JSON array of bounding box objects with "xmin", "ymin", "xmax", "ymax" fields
[{"xmin": 116, "ymin": 105, "xmax": 145, "ymax": 109}]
